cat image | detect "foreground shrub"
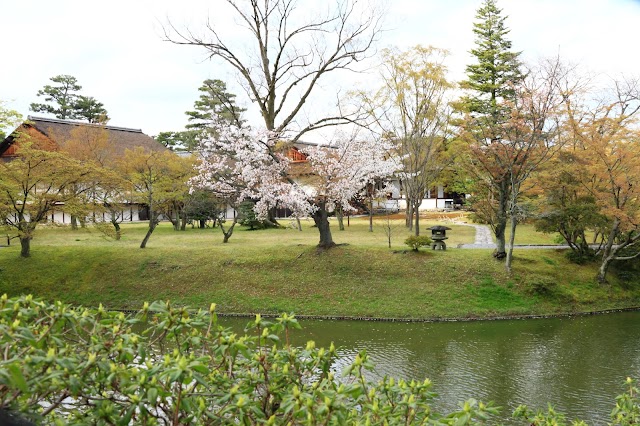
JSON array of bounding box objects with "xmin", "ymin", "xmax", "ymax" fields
[
  {"xmin": 0, "ymin": 295, "xmax": 638, "ymax": 425},
  {"xmin": 405, "ymin": 235, "xmax": 432, "ymax": 251},
  {"xmin": 0, "ymin": 295, "xmax": 498, "ymax": 425}
]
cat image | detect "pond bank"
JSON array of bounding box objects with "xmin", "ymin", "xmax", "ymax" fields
[{"xmin": 111, "ymin": 305, "xmax": 640, "ymax": 323}]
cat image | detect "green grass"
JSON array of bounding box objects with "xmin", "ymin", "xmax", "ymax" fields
[
  {"xmin": 511, "ymin": 224, "xmax": 563, "ymax": 245},
  {"xmin": 0, "ymin": 218, "xmax": 638, "ymax": 319}
]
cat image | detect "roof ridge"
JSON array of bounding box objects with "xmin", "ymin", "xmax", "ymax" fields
[{"xmin": 27, "ymin": 115, "xmax": 143, "ymax": 134}]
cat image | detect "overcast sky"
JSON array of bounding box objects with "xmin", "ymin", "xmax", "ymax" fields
[{"xmin": 2, "ymin": 0, "xmax": 639, "ymax": 139}]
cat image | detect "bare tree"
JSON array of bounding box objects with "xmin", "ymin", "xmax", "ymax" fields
[
  {"xmin": 164, "ymin": 0, "xmax": 382, "ymax": 141},
  {"xmin": 501, "ymin": 58, "xmax": 570, "ymax": 272},
  {"xmin": 353, "ymin": 45, "xmax": 455, "ymax": 236}
]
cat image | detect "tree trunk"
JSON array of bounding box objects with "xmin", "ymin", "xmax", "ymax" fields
[
  {"xmin": 140, "ymin": 212, "xmax": 158, "ymax": 249},
  {"xmin": 70, "ymin": 215, "xmax": 78, "ymax": 230},
  {"xmin": 180, "ymin": 211, "xmax": 187, "ymax": 231},
  {"xmin": 407, "ymin": 201, "xmax": 414, "ymax": 232},
  {"xmin": 296, "ymin": 217, "xmax": 302, "ymax": 232},
  {"xmin": 368, "ymin": 199, "xmax": 373, "ymax": 232},
  {"xmin": 597, "ymin": 255, "xmax": 613, "ymax": 284},
  {"xmin": 266, "ymin": 207, "xmax": 281, "ymax": 228},
  {"xmin": 597, "ymin": 218, "xmax": 620, "ymax": 284},
  {"xmin": 170, "ymin": 209, "xmax": 180, "ymax": 231},
  {"xmin": 413, "ymin": 201, "xmax": 421, "ymax": 236},
  {"xmin": 20, "ymin": 236, "xmax": 31, "ymax": 258},
  {"xmin": 385, "ymin": 216, "xmax": 392, "ymax": 248},
  {"xmin": 505, "ymin": 214, "xmax": 518, "ymax": 273},
  {"xmin": 220, "ymin": 216, "xmax": 239, "ymax": 243},
  {"xmin": 111, "ymin": 220, "xmax": 121, "ymax": 241},
  {"xmin": 336, "ymin": 207, "xmax": 345, "ymax": 231},
  {"xmin": 493, "ymin": 181, "xmax": 508, "ymax": 259},
  {"xmin": 313, "ymin": 204, "xmax": 335, "ymax": 249}
]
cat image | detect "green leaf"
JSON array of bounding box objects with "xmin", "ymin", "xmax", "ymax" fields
[
  {"xmin": 147, "ymin": 387, "xmax": 158, "ymax": 404},
  {"xmin": 7, "ymin": 363, "xmax": 28, "ymax": 392}
]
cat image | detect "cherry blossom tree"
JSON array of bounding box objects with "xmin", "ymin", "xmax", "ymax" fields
[
  {"xmin": 301, "ymin": 135, "xmax": 398, "ymax": 247},
  {"xmin": 190, "ymin": 126, "xmax": 398, "ymax": 247}
]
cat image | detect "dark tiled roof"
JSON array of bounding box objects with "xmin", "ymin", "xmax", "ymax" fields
[{"xmin": 0, "ymin": 116, "xmax": 166, "ymax": 157}]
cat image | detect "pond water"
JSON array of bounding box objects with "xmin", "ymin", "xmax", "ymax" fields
[{"xmin": 223, "ymin": 311, "xmax": 640, "ymax": 424}]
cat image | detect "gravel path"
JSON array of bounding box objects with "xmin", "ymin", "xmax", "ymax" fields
[
  {"xmin": 458, "ymin": 224, "xmax": 496, "ymax": 249},
  {"xmin": 457, "ymin": 223, "xmax": 581, "ymax": 250}
]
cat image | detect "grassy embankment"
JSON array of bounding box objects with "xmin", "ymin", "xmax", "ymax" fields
[{"xmin": 1, "ymin": 214, "xmax": 638, "ymax": 319}]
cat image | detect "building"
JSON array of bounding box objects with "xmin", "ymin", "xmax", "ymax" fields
[
  {"xmin": 0, "ymin": 116, "xmax": 165, "ymax": 159},
  {"xmin": 284, "ymin": 141, "xmax": 462, "ymax": 213},
  {"xmin": 0, "ymin": 116, "xmax": 167, "ymax": 224}
]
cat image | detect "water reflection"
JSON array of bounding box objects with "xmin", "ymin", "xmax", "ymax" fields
[{"xmin": 224, "ymin": 312, "xmax": 640, "ymax": 424}]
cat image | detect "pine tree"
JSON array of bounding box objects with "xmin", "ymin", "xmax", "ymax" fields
[
  {"xmin": 30, "ymin": 75, "xmax": 109, "ymax": 123},
  {"xmin": 74, "ymin": 95, "xmax": 109, "ymax": 123},
  {"xmin": 461, "ymin": 0, "xmax": 523, "ymax": 129},
  {"xmin": 458, "ymin": 0, "xmax": 524, "ymax": 259},
  {"xmin": 30, "ymin": 75, "xmax": 82, "ymax": 120},
  {"xmin": 185, "ymin": 79, "xmax": 246, "ymax": 141}
]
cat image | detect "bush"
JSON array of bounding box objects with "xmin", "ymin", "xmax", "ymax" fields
[
  {"xmin": 404, "ymin": 235, "xmax": 432, "ymax": 251},
  {"xmin": 238, "ymin": 200, "xmax": 265, "ymax": 230},
  {"xmin": 1, "ymin": 296, "xmax": 639, "ymax": 425},
  {"xmin": 566, "ymin": 249, "xmax": 597, "ymax": 265},
  {"xmin": 0, "ymin": 295, "xmax": 498, "ymax": 425}
]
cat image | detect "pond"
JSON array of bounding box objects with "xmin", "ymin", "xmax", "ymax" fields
[{"xmin": 223, "ymin": 311, "xmax": 640, "ymax": 424}]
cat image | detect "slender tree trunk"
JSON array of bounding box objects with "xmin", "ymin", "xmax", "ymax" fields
[
  {"xmin": 385, "ymin": 215, "xmax": 392, "ymax": 248},
  {"xmin": 70, "ymin": 215, "xmax": 78, "ymax": 230},
  {"xmin": 180, "ymin": 211, "xmax": 187, "ymax": 231},
  {"xmin": 111, "ymin": 219, "xmax": 121, "ymax": 241},
  {"xmin": 597, "ymin": 219, "xmax": 620, "ymax": 283},
  {"xmin": 170, "ymin": 207, "xmax": 180, "ymax": 231},
  {"xmin": 336, "ymin": 207, "xmax": 345, "ymax": 231},
  {"xmin": 140, "ymin": 211, "xmax": 157, "ymax": 248},
  {"xmin": 597, "ymin": 255, "xmax": 614, "ymax": 284},
  {"xmin": 220, "ymin": 216, "xmax": 239, "ymax": 243},
  {"xmin": 493, "ymin": 181, "xmax": 509, "ymax": 259},
  {"xmin": 296, "ymin": 217, "xmax": 302, "ymax": 232},
  {"xmin": 406, "ymin": 201, "xmax": 413, "ymax": 231},
  {"xmin": 19, "ymin": 236, "xmax": 31, "ymax": 258},
  {"xmin": 368, "ymin": 199, "xmax": 373, "ymax": 232},
  {"xmin": 313, "ymin": 203, "xmax": 335, "ymax": 249},
  {"xmin": 413, "ymin": 201, "xmax": 421, "ymax": 236},
  {"xmin": 505, "ymin": 214, "xmax": 518, "ymax": 273}
]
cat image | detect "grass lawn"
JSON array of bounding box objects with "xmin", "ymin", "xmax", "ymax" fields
[
  {"xmin": 511, "ymin": 223, "xmax": 563, "ymax": 245},
  {"xmin": 0, "ymin": 216, "xmax": 638, "ymax": 319}
]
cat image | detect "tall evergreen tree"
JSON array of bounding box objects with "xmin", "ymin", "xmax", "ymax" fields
[
  {"xmin": 30, "ymin": 75, "xmax": 82, "ymax": 120},
  {"xmin": 74, "ymin": 95, "xmax": 109, "ymax": 123},
  {"xmin": 458, "ymin": 0, "xmax": 524, "ymax": 259},
  {"xmin": 30, "ymin": 75, "xmax": 109, "ymax": 123},
  {"xmin": 185, "ymin": 79, "xmax": 246, "ymax": 140}
]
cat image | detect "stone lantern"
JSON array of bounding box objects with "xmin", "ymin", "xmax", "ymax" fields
[{"xmin": 427, "ymin": 225, "xmax": 451, "ymax": 250}]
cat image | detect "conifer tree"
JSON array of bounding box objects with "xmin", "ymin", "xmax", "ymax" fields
[
  {"xmin": 458, "ymin": 0, "xmax": 524, "ymax": 259},
  {"xmin": 185, "ymin": 79, "xmax": 246, "ymax": 140},
  {"xmin": 30, "ymin": 75, "xmax": 109, "ymax": 123},
  {"xmin": 30, "ymin": 75, "xmax": 82, "ymax": 120}
]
